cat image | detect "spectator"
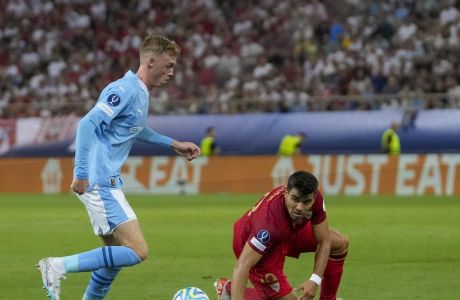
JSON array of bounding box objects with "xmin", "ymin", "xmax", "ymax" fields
[
  {"xmin": 278, "ymin": 132, "xmax": 307, "ymax": 156},
  {"xmin": 200, "ymin": 126, "xmax": 221, "ymax": 156},
  {"xmin": 0, "ymin": 0, "xmax": 459, "ymax": 116},
  {"xmin": 381, "ymin": 121, "xmax": 401, "ymax": 155}
]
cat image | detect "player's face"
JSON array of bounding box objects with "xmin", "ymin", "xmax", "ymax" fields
[
  {"xmin": 149, "ymin": 53, "xmax": 177, "ymax": 87},
  {"xmin": 285, "ymin": 188, "xmax": 316, "ymax": 223}
]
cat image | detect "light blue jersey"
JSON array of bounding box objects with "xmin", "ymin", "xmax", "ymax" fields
[{"xmin": 74, "ymin": 70, "xmax": 173, "ymax": 189}]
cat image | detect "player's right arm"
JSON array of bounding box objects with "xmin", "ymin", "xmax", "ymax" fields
[
  {"xmin": 72, "ymin": 86, "xmax": 132, "ymax": 194},
  {"xmin": 71, "ymin": 112, "xmax": 99, "ymax": 194},
  {"xmin": 231, "ymin": 242, "xmax": 262, "ymax": 300}
]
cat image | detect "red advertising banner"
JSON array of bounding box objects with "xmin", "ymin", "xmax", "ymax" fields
[{"xmin": 0, "ymin": 154, "xmax": 459, "ymax": 195}]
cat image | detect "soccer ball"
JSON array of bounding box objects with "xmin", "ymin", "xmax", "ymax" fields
[{"xmin": 172, "ymin": 287, "xmax": 209, "ymax": 300}]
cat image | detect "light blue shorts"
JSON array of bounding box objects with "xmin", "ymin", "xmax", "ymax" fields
[{"xmin": 76, "ymin": 188, "xmax": 137, "ymax": 236}]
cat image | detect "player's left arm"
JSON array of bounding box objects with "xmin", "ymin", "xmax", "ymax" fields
[
  {"xmin": 296, "ymin": 219, "xmax": 331, "ymax": 299},
  {"xmin": 171, "ymin": 140, "xmax": 201, "ymax": 161},
  {"xmin": 137, "ymin": 127, "xmax": 174, "ymax": 148},
  {"xmin": 311, "ymin": 219, "xmax": 331, "ymax": 277},
  {"xmin": 137, "ymin": 127, "xmax": 200, "ymax": 161}
]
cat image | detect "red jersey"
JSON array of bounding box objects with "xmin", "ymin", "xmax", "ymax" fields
[
  {"xmin": 232, "ymin": 185, "xmax": 327, "ymax": 298},
  {"xmin": 235, "ymin": 185, "xmax": 326, "ymax": 257}
]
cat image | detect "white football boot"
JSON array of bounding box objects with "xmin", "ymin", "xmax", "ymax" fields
[
  {"xmin": 37, "ymin": 258, "xmax": 66, "ymax": 300},
  {"xmin": 214, "ymin": 277, "xmax": 231, "ymax": 300}
]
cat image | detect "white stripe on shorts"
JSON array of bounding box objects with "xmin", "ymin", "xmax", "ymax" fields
[{"xmin": 77, "ymin": 188, "xmax": 137, "ymax": 235}]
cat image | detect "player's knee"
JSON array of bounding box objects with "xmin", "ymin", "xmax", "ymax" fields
[
  {"xmin": 131, "ymin": 244, "xmax": 149, "ymax": 261},
  {"xmin": 341, "ymin": 234, "xmax": 349, "ymax": 251},
  {"xmin": 331, "ymin": 232, "xmax": 349, "ymax": 255},
  {"xmin": 137, "ymin": 246, "xmax": 149, "ymax": 262},
  {"xmin": 138, "ymin": 252, "xmax": 148, "ymax": 262}
]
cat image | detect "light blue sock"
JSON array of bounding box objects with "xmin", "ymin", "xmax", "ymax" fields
[
  {"xmin": 82, "ymin": 267, "xmax": 121, "ymax": 300},
  {"xmin": 63, "ymin": 246, "xmax": 141, "ymax": 272}
]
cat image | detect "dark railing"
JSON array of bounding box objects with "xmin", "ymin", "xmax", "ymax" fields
[{"xmin": 1, "ymin": 92, "xmax": 458, "ymax": 118}]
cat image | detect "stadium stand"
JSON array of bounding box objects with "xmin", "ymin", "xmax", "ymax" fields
[{"xmin": 1, "ymin": 0, "xmax": 460, "ymax": 117}]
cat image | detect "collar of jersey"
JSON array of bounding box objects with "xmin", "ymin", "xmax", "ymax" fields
[
  {"xmin": 137, "ymin": 77, "xmax": 149, "ymax": 96},
  {"xmin": 127, "ymin": 70, "xmax": 149, "ymax": 96}
]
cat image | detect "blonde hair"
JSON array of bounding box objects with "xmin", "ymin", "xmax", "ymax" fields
[{"xmin": 139, "ymin": 33, "xmax": 180, "ymax": 62}]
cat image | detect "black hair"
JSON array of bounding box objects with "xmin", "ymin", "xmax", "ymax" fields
[
  {"xmin": 287, "ymin": 171, "xmax": 318, "ymax": 198},
  {"xmin": 298, "ymin": 132, "xmax": 307, "ymax": 138}
]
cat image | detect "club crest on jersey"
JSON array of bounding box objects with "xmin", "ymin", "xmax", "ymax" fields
[
  {"xmin": 256, "ymin": 229, "xmax": 270, "ymax": 244},
  {"xmin": 262, "ymin": 273, "xmax": 280, "ymax": 292},
  {"xmin": 107, "ymin": 94, "xmax": 120, "ymax": 107}
]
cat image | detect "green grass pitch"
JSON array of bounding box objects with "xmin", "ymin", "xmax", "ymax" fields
[{"xmin": 0, "ymin": 193, "xmax": 459, "ymax": 299}]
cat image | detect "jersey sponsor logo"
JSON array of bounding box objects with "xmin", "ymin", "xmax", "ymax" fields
[
  {"xmin": 97, "ymin": 102, "xmax": 114, "ymax": 116},
  {"xmin": 250, "ymin": 236, "xmax": 267, "ymax": 252},
  {"xmin": 107, "ymin": 93, "xmax": 121, "ymax": 107},
  {"xmin": 256, "ymin": 229, "xmax": 271, "ymax": 244},
  {"xmin": 130, "ymin": 127, "xmax": 143, "ymax": 134}
]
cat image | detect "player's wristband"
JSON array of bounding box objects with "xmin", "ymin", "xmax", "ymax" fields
[{"xmin": 309, "ymin": 273, "xmax": 322, "ymax": 286}]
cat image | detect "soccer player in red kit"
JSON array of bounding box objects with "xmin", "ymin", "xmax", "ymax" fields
[{"xmin": 214, "ymin": 171, "xmax": 349, "ymax": 300}]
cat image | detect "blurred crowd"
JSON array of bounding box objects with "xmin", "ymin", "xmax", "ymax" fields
[{"xmin": 2, "ymin": 0, "xmax": 460, "ymax": 117}]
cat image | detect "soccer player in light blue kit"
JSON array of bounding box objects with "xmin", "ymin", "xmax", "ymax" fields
[{"xmin": 37, "ymin": 33, "xmax": 200, "ymax": 300}]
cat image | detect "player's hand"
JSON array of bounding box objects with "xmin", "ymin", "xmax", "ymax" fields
[
  {"xmin": 71, "ymin": 178, "xmax": 89, "ymax": 195},
  {"xmin": 294, "ymin": 280, "xmax": 318, "ymax": 300},
  {"xmin": 171, "ymin": 141, "xmax": 201, "ymax": 161}
]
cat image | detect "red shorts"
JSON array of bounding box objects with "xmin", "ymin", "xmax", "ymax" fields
[{"xmin": 233, "ymin": 221, "xmax": 318, "ymax": 299}]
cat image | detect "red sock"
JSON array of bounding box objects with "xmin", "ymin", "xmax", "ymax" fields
[{"xmin": 320, "ymin": 252, "xmax": 347, "ymax": 300}]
